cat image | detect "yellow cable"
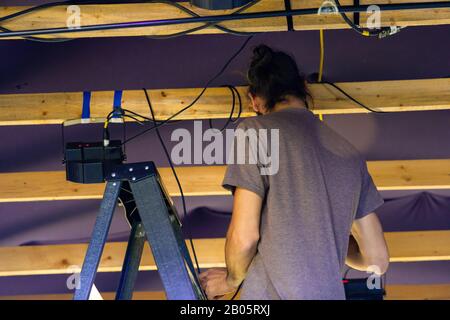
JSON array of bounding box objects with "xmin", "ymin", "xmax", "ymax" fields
[
  {"xmin": 318, "ymin": 29, "xmax": 325, "ymax": 83},
  {"xmin": 318, "ymin": 29, "xmax": 325, "ymax": 122}
]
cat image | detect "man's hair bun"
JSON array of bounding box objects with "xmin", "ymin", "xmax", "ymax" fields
[
  {"xmin": 252, "ymin": 45, "xmax": 273, "ymax": 68},
  {"xmin": 247, "ymin": 44, "xmax": 310, "ymax": 111}
]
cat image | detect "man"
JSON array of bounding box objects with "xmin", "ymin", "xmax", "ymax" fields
[{"xmin": 199, "ymin": 45, "xmax": 389, "ymax": 300}]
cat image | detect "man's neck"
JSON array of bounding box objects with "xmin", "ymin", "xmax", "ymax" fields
[{"xmin": 271, "ymin": 97, "xmax": 306, "ymax": 113}]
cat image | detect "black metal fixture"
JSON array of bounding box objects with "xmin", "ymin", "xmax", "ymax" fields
[{"xmin": 191, "ymin": 0, "xmax": 253, "ymax": 10}]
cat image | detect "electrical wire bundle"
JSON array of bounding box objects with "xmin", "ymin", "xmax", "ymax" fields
[
  {"xmin": 118, "ymin": 35, "xmax": 253, "ymax": 146},
  {"xmin": 0, "ymin": 0, "xmax": 261, "ymax": 42},
  {"xmin": 2, "ymin": 1, "xmax": 448, "ymax": 40},
  {"xmin": 0, "ymin": 1, "xmax": 71, "ymax": 42},
  {"xmin": 333, "ymin": 0, "xmax": 403, "ymax": 38}
]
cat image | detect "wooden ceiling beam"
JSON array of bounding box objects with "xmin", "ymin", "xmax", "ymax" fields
[
  {"xmin": 0, "ymin": 231, "xmax": 449, "ymax": 277},
  {"xmin": 0, "ymin": 78, "xmax": 449, "ymax": 126},
  {"xmin": 1, "ymin": 1, "xmax": 449, "ymax": 39},
  {"xmin": 1, "ymin": 159, "xmax": 450, "ymax": 203},
  {"xmin": 0, "ymin": 166, "xmax": 228, "ymax": 202},
  {"xmin": 2, "ymin": 284, "xmax": 450, "ymax": 300}
]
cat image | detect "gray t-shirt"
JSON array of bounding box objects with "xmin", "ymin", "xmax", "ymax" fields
[{"xmin": 222, "ymin": 107, "xmax": 384, "ymax": 300}]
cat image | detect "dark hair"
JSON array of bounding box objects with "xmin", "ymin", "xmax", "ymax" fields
[{"xmin": 247, "ymin": 44, "xmax": 310, "ymax": 111}]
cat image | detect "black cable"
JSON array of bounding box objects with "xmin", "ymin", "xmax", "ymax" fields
[
  {"xmin": 334, "ymin": 0, "xmax": 401, "ymax": 38},
  {"xmin": 230, "ymin": 281, "xmax": 243, "ymax": 300},
  {"xmin": 121, "ymin": 35, "xmax": 253, "ymax": 146},
  {"xmin": 122, "ymin": 114, "xmax": 146, "ymax": 125},
  {"xmin": 121, "ymin": 107, "xmax": 180, "ymax": 124},
  {"xmin": 0, "ymin": 0, "xmax": 73, "ymax": 42},
  {"xmin": 143, "ymin": 88, "xmax": 202, "ymax": 277},
  {"xmin": 230, "ymin": 86, "xmax": 243, "ymax": 123},
  {"xmin": 2, "ymin": 2, "xmax": 448, "ymax": 39},
  {"xmin": 334, "ymin": 0, "xmax": 377, "ymax": 37},
  {"xmin": 208, "ymin": 85, "xmax": 235, "ymax": 131},
  {"xmin": 0, "ymin": 25, "xmax": 72, "ymax": 43},
  {"xmin": 208, "ymin": 85, "xmax": 243, "ymax": 132},
  {"xmin": 343, "ymin": 267, "xmax": 351, "ymax": 279},
  {"xmin": 144, "ymin": 0, "xmax": 261, "ymax": 39},
  {"xmin": 321, "ymin": 80, "xmax": 387, "ymax": 113},
  {"xmin": 0, "ymin": 0, "xmax": 261, "ymax": 41},
  {"xmin": 0, "ymin": 1, "xmax": 71, "ymax": 23}
]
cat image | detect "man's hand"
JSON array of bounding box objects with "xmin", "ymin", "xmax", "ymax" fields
[
  {"xmin": 199, "ymin": 268, "xmax": 238, "ymax": 300},
  {"xmin": 199, "ymin": 187, "xmax": 261, "ymax": 300}
]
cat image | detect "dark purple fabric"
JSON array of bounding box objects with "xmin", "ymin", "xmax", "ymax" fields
[
  {"xmin": 379, "ymin": 193, "xmax": 450, "ymax": 232},
  {"xmin": 0, "ymin": 197, "xmax": 233, "ymax": 246}
]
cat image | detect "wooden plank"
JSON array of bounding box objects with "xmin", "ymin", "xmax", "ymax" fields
[
  {"xmin": 368, "ymin": 159, "xmax": 450, "ymax": 191},
  {"xmin": 0, "ymin": 78, "xmax": 449, "ymax": 125},
  {"xmin": 310, "ymin": 78, "xmax": 450, "ymax": 115},
  {"xmin": 0, "ymin": 1, "xmax": 287, "ymax": 40},
  {"xmin": 0, "ymin": 291, "xmax": 167, "ymax": 300},
  {"xmin": 292, "ymin": 0, "xmax": 450, "ymax": 31},
  {"xmin": 3, "ymin": 284, "xmax": 450, "ymax": 300},
  {"xmin": 384, "ymin": 284, "xmax": 450, "ymax": 300},
  {"xmin": 0, "ymin": 87, "xmax": 254, "ymax": 126},
  {"xmin": 1, "ymin": 1, "xmax": 449, "ymax": 40},
  {"xmin": 1, "ymin": 159, "xmax": 450, "ymax": 203},
  {"xmin": 0, "ymin": 166, "xmax": 228, "ymax": 202},
  {"xmin": 0, "ymin": 231, "xmax": 449, "ymax": 277},
  {"xmin": 386, "ymin": 230, "xmax": 450, "ymax": 262},
  {"xmin": 0, "ymin": 238, "xmax": 226, "ymax": 276}
]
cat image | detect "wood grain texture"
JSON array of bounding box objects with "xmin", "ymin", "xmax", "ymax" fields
[
  {"xmin": 1, "ymin": 79, "xmax": 449, "ymax": 125},
  {"xmin": 0, "ymin": 231, "xmax": 449, "ymax": 277},
  {"xmin": 0, "ymin": 166, "xmax": 228, "ymax": 202},
  {"xmin": 368, "ymin": 159, "xmax": 450, "ymax": 191},
  {"xmin": 3, "ymin": 284, "xmax": 449, "ymax": 300},
  {"xmin": 1, "ymin": 159, "xmax": 449, "ymax": 203},
  {"xmin": 386, "ymin": 230, "xmax": 450, "ymax": 262},
  {"xmin": 0, "ymin": 0, "xmax": 287, "ymax": 40},
  {"xmin": 384, "ymin": 284, "xmax": 450, "ymax": 300},
  {"xmin": 0, "ymin": 238, "xmax": 226, "ymax": 276},
  {"xmin": 1, "ymin": 1, "xmax": 449, "ymax": 39}
]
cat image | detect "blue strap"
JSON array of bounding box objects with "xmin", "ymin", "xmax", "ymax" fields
[
  {"xmin": 82, "ymin": 91, "xmax": 91, "ymax": 121},
  {"xmin": 112, "ymin": 90, "xmax": 123, "ymax": 119}
]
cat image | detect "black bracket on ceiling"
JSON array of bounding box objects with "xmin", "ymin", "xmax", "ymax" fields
[
  {"xmin": 191, "ymin": 0, "xmax": 253, "ymax": 10},
  {"xmin": 354, "ymin": 0, "xmax": 360, "ymax": 26},
  {"xmin": 284, "ymin": 0, "xmax": 294, "ymax": 32}
]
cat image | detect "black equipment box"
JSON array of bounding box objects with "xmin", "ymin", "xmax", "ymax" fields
[
  {"xmin": 344, "ymin": 278, "xmax": 385, "ymax": 300},
  {"xmin": 64, "ymin": 141, "xmax": 124, "ymax": 184}
]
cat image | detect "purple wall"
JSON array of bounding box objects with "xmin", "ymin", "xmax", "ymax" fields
[
  {"xmin": 0, "ymin": 19, "xmax": 450, "ymax": 297},
  {"xmin": 1, "ymin": 26, "xmax": 450, "ymax": 94}
]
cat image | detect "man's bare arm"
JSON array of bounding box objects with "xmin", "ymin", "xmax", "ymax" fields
[
  {"xmin": 346, "ymin": 212, "xmax": 390, "ymax": 275},
  {"xmin": 225, "ymin": 187, "xmax": 262, "ymax": 287}
]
